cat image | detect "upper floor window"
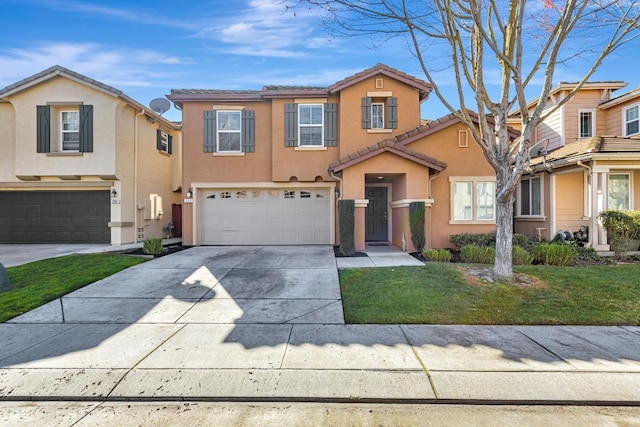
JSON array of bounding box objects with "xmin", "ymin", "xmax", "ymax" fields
[
  {"xmin": 624, "ymin": 105, "xmax": 639, "ymax": 136},
  {"xmin": 298, "ymin": 104, "xmax": 324, "ymax": 146},
  {"xmin": 217, "ymin": 111, "xmax": 242, "ymax": 152},
  {"xmin": 284, "ymin": 103, "xmax": 337, "ymax": 148},
  {"xmin": 371, "ymin": 103, "xmax": 384, "ymax": 129},
  {"xmin": 578, "ymin": 109, "xmax": 595, "ymax": 138},
  {"xmin": 37, "ymin": 105, "xmax": 93, "ymax": 154},
  {"xmin": 60, "ymin": 111, "xmax": 80, "ymax": 151},
  {"xmin": 203, "ymin": 109, "xmax": 255, "ymax": 154},
  {"xmin": 361, "ymin": 96, "xmax": 397, "ymax": 130},
  {"xmin": 450, "ymin": 177, "xmax": 496, "ymax": 223},
  {"xmin": 518, "ymin": 176, "xmax": 542, "ymax": 217},
  {"xmin": 156, "ymin": 129, "xmax": 172, "ymax": 154}
]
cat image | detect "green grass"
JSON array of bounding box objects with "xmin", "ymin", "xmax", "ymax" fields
[
  {"xmin": 339, "ymin": 263, "xmax": 640, "ymax": 325},
  {"xmin": 1, "ymin": 254, "xmax": 147, "ymax": 322}
]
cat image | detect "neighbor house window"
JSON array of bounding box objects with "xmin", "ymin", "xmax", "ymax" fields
[
  {"xmin": 519, "ymin": 176, "xmax": 542, "ymax": 216},
  {"xmin": 299, "ymin": 104, "xmax": 323, "ymax": 146},
  {"xmin": 217, "ymin": 111, "xmax": 241, "ymax": 152},
  {"xmin": 608, "ymin": 173, "xmax": 631, "ymax": 210},
  {"xmin": 624, "ymin": 105, "xmax": 639, "ymax": 136},
  {"xmin": 450, "ymin": 177, "xmax": 496, "ymax": 223},
  {"xmin": 578, "ymin": 109, "xmax": 595, "ymax": 138},
  {"xmin": 371, "ymin": 103, "xmax": 384, "ymax": 129},
  {"xmin": 158, "ymin": 131, "xmax": 169, "ymax": 153},
  {"xmin": 60, "ymin": 111, "xmax": 80, "ymax": 151}
]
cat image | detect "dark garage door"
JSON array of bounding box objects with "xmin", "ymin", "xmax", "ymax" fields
[{"xmin": 0, "ymin": 191, "xmax": 111, "ymax": 243}]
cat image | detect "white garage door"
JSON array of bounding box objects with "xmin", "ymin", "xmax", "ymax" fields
[{"xmin": 200, "ymin": 188, "xmax": 331, "ymax": 245}]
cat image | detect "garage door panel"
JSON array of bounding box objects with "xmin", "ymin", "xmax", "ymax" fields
[
  {"xmin": 0, "ymin": 191, "xmax": 110, "ymax": 243},
  {"xmin": 201, "ymin": 187, "xmax": 331, "ymax": 245}
]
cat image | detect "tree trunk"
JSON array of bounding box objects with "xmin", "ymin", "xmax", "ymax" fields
[{"xmin": 494, "ymin": 184, "xmax": 515, "ymax": 281}]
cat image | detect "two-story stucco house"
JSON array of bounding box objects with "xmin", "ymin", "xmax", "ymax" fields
[
  {"xmin": 0, "ymin": 66, "xmax": 182, "ymax": 245},
  {"xmin": 513, "ymin": 82, "xmax": 640, "ymax": 250},
  {"xmin": 169, "ymin": 64, "xmax": 511, "ymax": 251}
]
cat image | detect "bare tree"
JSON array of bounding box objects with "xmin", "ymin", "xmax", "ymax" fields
[{"xmin": 287, "ymin": 0, "xmax": 640, "ymax": 280}]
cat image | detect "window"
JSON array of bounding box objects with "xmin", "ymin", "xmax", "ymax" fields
[
  {"xmin": 60, "ymin": 111, "xmax": 80, "ymax": 151},
  {"xmin": 217, "ymin": 111, "xmax": 241, "ymax": 152},
  {"xmin": 519, "ymin": 176, "xmax": 542, "ymax": 216},
  {"xmin": 298, "ymin": 104, "xmax": 323, "ymax": 146},
  {"xmin": 608, "ymin": 173, "xmax": 631, "ymax": 210},
  {"xmin": 37, "ymin": 105, "xmax": 93, "ymax": 153},
  {"xmin": 157, "ymin": 130, "xmax": 170, "ymax": 154},
  {"xmin": 578, "ymin": 109, "xmax": 595, "ymax": 138},
  {"xmin": 450, "ymin": 177, "xmax": 496, "ymax": 222},
  {"xmin": 624, "ymin": 105, "xmax": 639, "ymax": 136},
  {"xmin": 371, "ymin": 103, "xmax": 384, "ymax": 129}
]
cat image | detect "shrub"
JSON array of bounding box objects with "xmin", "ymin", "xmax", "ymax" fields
[
  {"xmin": 512, "ymin": 246, "xmax": 533, "ymax": 265},
  {"xmin": 409, "ymin": 202, "xmax": 426, "ymax": 253},
  {"xmin": 532, "ymin": 243, "xmax": 574, "ymax": 266},
  {"xmin": 449, "ymin": 231, "xmax": 530, "ymax": 249},
  {"xmin": 422, "ymin": 248, "xmax": 452, "ymax": 262},
  {"xmin": 338, "ymin": 199, "xmax": 355, "ymax": 256},
  {"xmin": 143, "ymin": 238, "xmax": 163, "ymax": 255},
  {"xmin": 460, "ymin": 245, "xmax": 495, "ymax": 264},
  {"xmin": 598, "ymin": 210, "xmax": 640, "ymax": 258}
]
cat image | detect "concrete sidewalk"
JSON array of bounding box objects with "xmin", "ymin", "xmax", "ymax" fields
[
  {"xmin": 336, "ymin": 243, "xmax": 424, "ymax": 268},
  {"xmin": 1, "ymin": 246, "xmax": 639, "ymax": 406}
]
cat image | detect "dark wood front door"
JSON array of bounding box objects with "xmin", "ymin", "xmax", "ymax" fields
[{"xmin": 365, "ymin": 186, "xmax": 388, "ymax": 241}]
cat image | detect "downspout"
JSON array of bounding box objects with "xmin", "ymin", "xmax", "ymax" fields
[
  {"xmin": 329, "ymin": 170, "xmax": 343, "ymax": 199},
  {"xmin": 134, "ymin": 109, "xmax": 146, "ymax": 243},
  {"xmin": 428, "ymin": 171, "xmax": 442, "ymax": 249},
  {"xmin": 577, "ymin": 160, "xmax": 592, "ymax": 247},
  {"xmin": 329, "ymin": 170, "xmax": 343, "ymax": 248}
]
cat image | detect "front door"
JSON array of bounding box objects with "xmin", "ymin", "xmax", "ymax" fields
[{"xmin": 365, "ymin": 186, "xmax": 388, "ymax": 241}]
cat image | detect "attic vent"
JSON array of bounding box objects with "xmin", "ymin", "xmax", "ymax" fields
[
  {"xmin": 458, "ymin": 130, "xmax": 469, "ymax": 148},
  {"xmin": 375, "ymin": 78, "xmax": 384, "ymax": 89}
]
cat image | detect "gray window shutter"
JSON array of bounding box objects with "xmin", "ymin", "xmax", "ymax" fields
[
  {"xmin": 386, "ymin": 97, "xmax": 397, "ymax": 129},
  {"xmin": 284, "ymin": 103, "xmax": 298, "ymax": 147},
  {"xmin": 361, "ymin": 97, "xmax": 372, "ymax": 129},
  {"xmin": 203, "ymin": 110, "xmax": 217, "ymax": 152},
  {"xmin": 156, "ymin": 129, "xmax": 163, "ymax": 151},
  {"xmin": 324, "ymin": 103, "xmax": 338, "ymax": 147},
  {"xmin": 79, "ymin": 104, "xmax": 93, "ymax": 152},
  {"xmin": 241, "ymin": 110, "xmax": 255, "ymax": 153},
  {"xmin": 36, "ymin": 105, "xmax": 51, "ymax": 153},
  {"xmin": 168, "ymin": 135, "xmax": 173, "ymax": 154}
]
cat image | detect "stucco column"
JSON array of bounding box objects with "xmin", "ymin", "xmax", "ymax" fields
[
  {"xmin": 590, "ymin": 171, "xmax": 609, "ymax": 250},
  {"xmin": 354, "ymin": 199, "xmax": 369, "ymax": 251}
]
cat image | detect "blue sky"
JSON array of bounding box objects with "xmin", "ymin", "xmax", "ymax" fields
[{"xmin": 1, "ymin": 0, "xmax": 639, "ymax": 123}]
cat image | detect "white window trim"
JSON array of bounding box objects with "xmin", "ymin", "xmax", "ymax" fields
[
  {"xmin": 371, "ymin": 102, "xmax": 384, "ymax": 129},
  {"xmin": 159, "ymin": 130, "xmax": 169, "ymax": 153},
  {"xmin": 622, "ymin": 103, "xmax": 640, "ymax": 137},
  {"xmin": 516, "ymin": 174, "xmax": 544, "ymax": 218},
  {"xmin": 216, "ymin": 110, "xmax": 242, "ymax": 153},
  {"xmin": 578, "ymin": 108, "xmax": 596, "ymax": 139},
  {"xmin": 60, "ymin": 110, "xmax": 80, "ymax": 152},
  {"xmin": 607, "ymin": 172, "xmax": 633, "ymax": 211},
  {"xmin": 449, "ymin": 176, "xmax": 497, "ymax": 224},
  {"xmin": 298, "ymin": 104, "xmax": 324, "ymax": 147}
]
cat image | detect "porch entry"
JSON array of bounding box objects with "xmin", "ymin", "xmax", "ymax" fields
[{"xmin": 365, "ymin": 186, "xmax": 388, "ymax": 241}]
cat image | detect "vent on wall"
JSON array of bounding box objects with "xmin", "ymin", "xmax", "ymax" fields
[
  {"xmin": 458, "ymin": 130, "xmax": 469, "ymax": 148},
  {"xmin": 375, "ymin": 78, "xmax": 384, "ymax": 89}
]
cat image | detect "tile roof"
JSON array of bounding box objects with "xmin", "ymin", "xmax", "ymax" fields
[
  {"xmin": 170, "ymin": 89, "xmax": 261, "ymax": 95},
  {"xmin": 329, "ymin": 139, "xmax": 447, "ymax": 173},
  {"xmin": 328, "ymin": 63, "xmax": 432, "ymax": 99},
  {"xmin": 0, "ymin": 65, "xmax": 122, "ymax": 97},
  {"xmin": 528, "ymin": 135, "xmax": 640, "ymax": 167},
  {"xmin": 262, "ymin": 85, "xmax": 327, "ymax": 91}
]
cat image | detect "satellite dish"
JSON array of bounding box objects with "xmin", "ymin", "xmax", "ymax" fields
[
  {"xmin": 528, "ymin": 139, "xmax": 549, "ymax": 157},
  {"xmin": 148, "ymin": 98, "xmax": 171, "ymax": 123}
]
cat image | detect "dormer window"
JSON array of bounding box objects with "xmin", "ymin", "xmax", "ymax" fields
[{"xmin": 61, "ymin": 111, "xmax": 80, "ymax": 151}]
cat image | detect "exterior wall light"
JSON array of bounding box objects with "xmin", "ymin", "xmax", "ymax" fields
[{"xmin": 111, "ymin": 188, "xmax": 117, "ymax": 198}]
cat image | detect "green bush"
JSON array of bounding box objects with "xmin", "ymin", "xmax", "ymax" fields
[
  {"xmin": 532, "ymin": 243, "xmax": 574, "ymax": 266},
  {"xmin": 338, "ymin": 199, "xmax": 356, "ymax": 256},
  {"xmin": 598, "ymin": 210, "xmax": 640, "ymax": 258},
  {"xmin": 460, "ymin": 245, "xmax": 495, "ymax": 264},
  {"xmin": 143, "ymin": 238, "xmax": 163, "ymax": 255},
  {"xmin": 409, "ymin": 202, "xmax": 426, "ymax": 253},
  {"xmin": 512, "ymin": 246, "xmax": 533, "ymax": 265},
  {"xmin": 450, "ymin": 231, "xmax": 530, "ymax": 249},
  {"xmin": 422, "ymin": 248, "xmax": 452, "ymax": 262}
]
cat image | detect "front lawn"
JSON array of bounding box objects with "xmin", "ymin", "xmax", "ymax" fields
[
  {"xmin": 339, "ymin": 263, "xmax": 640, "ymax": 325},
  {"xmin": 1, "ymin": 254, "xmax": 147, "ymax": 322}
]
